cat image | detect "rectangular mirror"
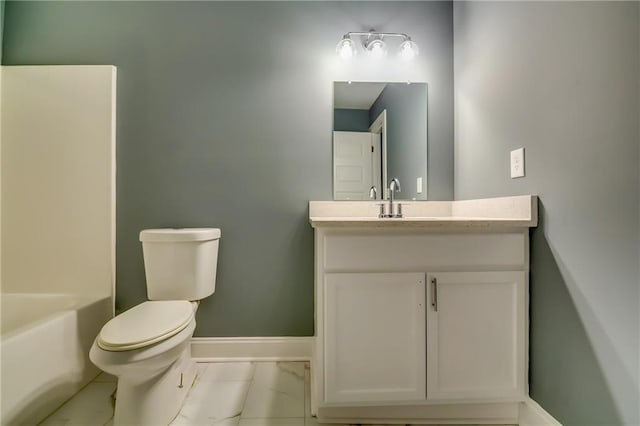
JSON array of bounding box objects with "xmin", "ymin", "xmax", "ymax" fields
[{"xmin": 333, "ymin": 81, "xmax": 428, "ymax": 201}]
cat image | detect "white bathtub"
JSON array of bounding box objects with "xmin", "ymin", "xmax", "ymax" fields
[{"xmin": 1, "ymin": 293, "xmax": 112, "ymax": 425}]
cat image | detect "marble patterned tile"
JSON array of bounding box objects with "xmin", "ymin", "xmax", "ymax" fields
[
  {"xmin": 307, "ymin": 419, "xmax": 440, "ymax": 426},
  {"xmin": 241, "ymin": 362, "xmax": 305, "ymax": 419},
  {"xmin": 93, "ymin": 372, "xmax": 117, "ymax": 383},
  {"xmin": 40, "ymin": 361, "xmax": 460, "ymax": 426},
  {"xmin": 196, "ymin": 362, "xmax": 209, "ymax": 378},
  {"xmin": 174, "ymin": 416, "xmax": 240, "ymax": 426},
  {"xmin": 304, "ymin": 363, "xmax": 311, "ymax": 419},
  {"xmin": 171, "ymin": 380, "xmax": 251, "ymax": 425},
  {"xmin": 304, "ymin": 418, "xmax": 349, "ymax": 426},
  {"xmin": 198, "ymin": 362, "xmax": 255, "ymax": 382},
  {"xmin": 39, "ymin": 382, "xmax": 116, "ymax": 426},
  {"xmin": 239, "ymin": 419, "xmax": 305, "ymax": 426}
]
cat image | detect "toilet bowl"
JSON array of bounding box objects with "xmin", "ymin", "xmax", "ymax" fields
[
  {"xmin": 90, "ymin": 316, "xmax": 195, "ymax": 383},
  {"xmin": 90, "ymin": 301, "xmax": 198, "ymax": 425},
  {"xmin": 89, "ymin": 228, "xmax": 221, "ymax": 425}
]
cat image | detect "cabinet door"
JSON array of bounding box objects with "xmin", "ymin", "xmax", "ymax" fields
[
  {"xmin": 324, "ymin": 272, "xmax": 426, "ymax": 403},
  {"xmin": 426, "ymin": 271, "xmax": 526, "ymax": 401}
]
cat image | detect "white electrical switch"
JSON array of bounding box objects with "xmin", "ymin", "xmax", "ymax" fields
[
  {"xmin": 416, "ymin": 177, "xmax": 423, "ymax": 193},
  {"xmin": 510, "ymin": 148, "xmax": 525, "ymax": 178}
]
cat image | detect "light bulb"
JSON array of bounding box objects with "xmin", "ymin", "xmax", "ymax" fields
[
  {"xmin": 398, "ymin": 38, "xmax": 419, "ymax": 60},
  {"xmin": 336, "ymin": 36, "xmax": 355, "ymax": 59},
  {"xmin": 366, "ymin": 38, "xmax": 387, "ymax": 59}
]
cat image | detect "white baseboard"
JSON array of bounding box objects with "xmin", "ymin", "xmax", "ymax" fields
[
  {"xmin": 190, "ymin": 336, "xmax": 313, "ymax": 362},
  {"xmin": 519, "ymin": 397, "xmax": 562, "ymax": 426}
]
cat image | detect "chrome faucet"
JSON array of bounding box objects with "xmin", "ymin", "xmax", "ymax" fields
[
  {"xmin": 371, "ymin": 185, "xmax": 388, "ymax": 218},
  {"xmin": 380, "ymin": 178, "xmax": 403, "ymax": 218},
  {"xmin": 369, "ymin": 185, "xmax": 377, "ymax": 200}
]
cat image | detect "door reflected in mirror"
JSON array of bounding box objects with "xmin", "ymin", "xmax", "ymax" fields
[{"xmin": 333, "ymin": 81, "xmax": 427, "ymax": 201}]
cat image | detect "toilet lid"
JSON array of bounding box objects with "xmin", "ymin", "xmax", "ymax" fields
[{"xmin": 98, "ymin": 301, "xmax": 196, "ymax": 351}]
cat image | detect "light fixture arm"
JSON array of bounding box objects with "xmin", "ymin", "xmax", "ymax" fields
[{"xmin": 343, "ymin": 31, "xmax": 411, "ymax": 40}]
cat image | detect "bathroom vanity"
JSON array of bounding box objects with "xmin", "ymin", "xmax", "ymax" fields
[{"xmin": 309, "ymin": 195, "xmax": 537, "ymax": 424}]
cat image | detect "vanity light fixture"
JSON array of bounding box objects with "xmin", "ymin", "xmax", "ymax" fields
[
  {"xmin": 364, "ymin": 35, "xmax": 387, "ymax": 59},
  {"xmin": 398, "ymin": 38, "xmax": 420, "ymax": 61},
  {"xmin": 336, "ymin": 30, "xmax": 419, "ymax": 60},
  {"xmin": 336, "ymin": 35, "xmax": 356, "ymax": 59}
]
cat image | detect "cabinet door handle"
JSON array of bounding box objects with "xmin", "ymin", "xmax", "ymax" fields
[{"xmin": 431, "ymin": 277, "xmax": 438, "ymax": 312}]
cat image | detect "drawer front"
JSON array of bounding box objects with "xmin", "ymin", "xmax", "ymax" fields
[{"xmin": 324, "ymin": 232, "xmax": 526, "ymax": 271}]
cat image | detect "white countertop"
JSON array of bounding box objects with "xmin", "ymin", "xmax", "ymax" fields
[{"xmin": 309, "ymin": 195, "xmax": 538, "ymax": 229}]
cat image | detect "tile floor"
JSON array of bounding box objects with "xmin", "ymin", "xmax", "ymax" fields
[
  {"xmin": 39, "ymin": 362, "xmax": 511, "ymax": 426},
  {"xmin": 39, "ymin": 362, "xmax": 333, "ymax": 426}
]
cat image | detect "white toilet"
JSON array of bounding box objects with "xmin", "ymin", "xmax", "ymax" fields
[{"xmin": 90, "ymin": 228, "xmax": 221, "ymax": 425}]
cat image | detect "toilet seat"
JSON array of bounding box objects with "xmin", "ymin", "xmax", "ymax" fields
[{"xmin": 98, "ymin": 301, "xmax": 196, "ymax": 351}]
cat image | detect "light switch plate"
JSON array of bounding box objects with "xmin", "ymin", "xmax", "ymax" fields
[
  {"xmin": 416, "ymin": 177, "xmax": 423, "ymax": 193},
  {"xmin": 510, "ymin": 148, "xmax": 525, "ymax": 178}
]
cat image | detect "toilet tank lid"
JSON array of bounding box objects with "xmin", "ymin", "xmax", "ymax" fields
[{"xmin": 140, "ymin": 228, "xmax": 221, "ymax": 242}]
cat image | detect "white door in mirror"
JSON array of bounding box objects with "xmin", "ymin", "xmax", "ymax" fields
[
  {"xmin": 333, "ymin": 131, "xmax": 377, "ymax": 200},
  {"xmin": 510, "ymin": 147, "xmax": 525, "ymax": 178}
]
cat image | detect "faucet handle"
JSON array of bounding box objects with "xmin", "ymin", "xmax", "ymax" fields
[
  {"xmin": 377, "ymin": 203, "xmax": 387, "ymax": 218},
  {"xmin": 395, "ymin": 203, "xmax": 403, "ymax": 218}
]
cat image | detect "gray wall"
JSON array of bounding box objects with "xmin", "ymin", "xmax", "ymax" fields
[
  {"xmin": 454, "ymin": 2, "xmax": 639, "ymax": 425},
  {"xmin": 1, "ymin": 0, "xmax": 4, "ymax": 61},
  {"xmin": 3, "ymin": 1, "xmax": 454, "ymax": 336},
  {"xmin": 333, "ymin": 108, "xmax": 370, "ymax": 132},
  {"xmin": 370, "ymin": 83, "xmax": 428, "ymax": 200}
]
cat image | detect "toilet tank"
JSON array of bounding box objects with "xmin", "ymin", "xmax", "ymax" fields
[{"xmin": 139, "ymin": 228, "xmax": 221, "ymax": 301}]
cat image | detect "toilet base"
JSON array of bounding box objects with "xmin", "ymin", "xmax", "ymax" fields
[{"xmin": 113, "ymin": 347, "xmax": 197, "ymax": 425}]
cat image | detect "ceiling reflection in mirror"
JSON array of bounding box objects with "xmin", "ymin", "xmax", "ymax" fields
[{"xmin": 333, "ymin": 82, "xmax": 428, "ymax": 201}]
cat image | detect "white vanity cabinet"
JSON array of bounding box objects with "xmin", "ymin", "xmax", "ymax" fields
[{"xmin": 309, "ymin": 195, "xmax": 537, "ymax": 424}]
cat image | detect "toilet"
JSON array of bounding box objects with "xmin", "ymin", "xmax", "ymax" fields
[{"xmin": 90, "ymin": 228, "xmax": 221, "ymax": 425}]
